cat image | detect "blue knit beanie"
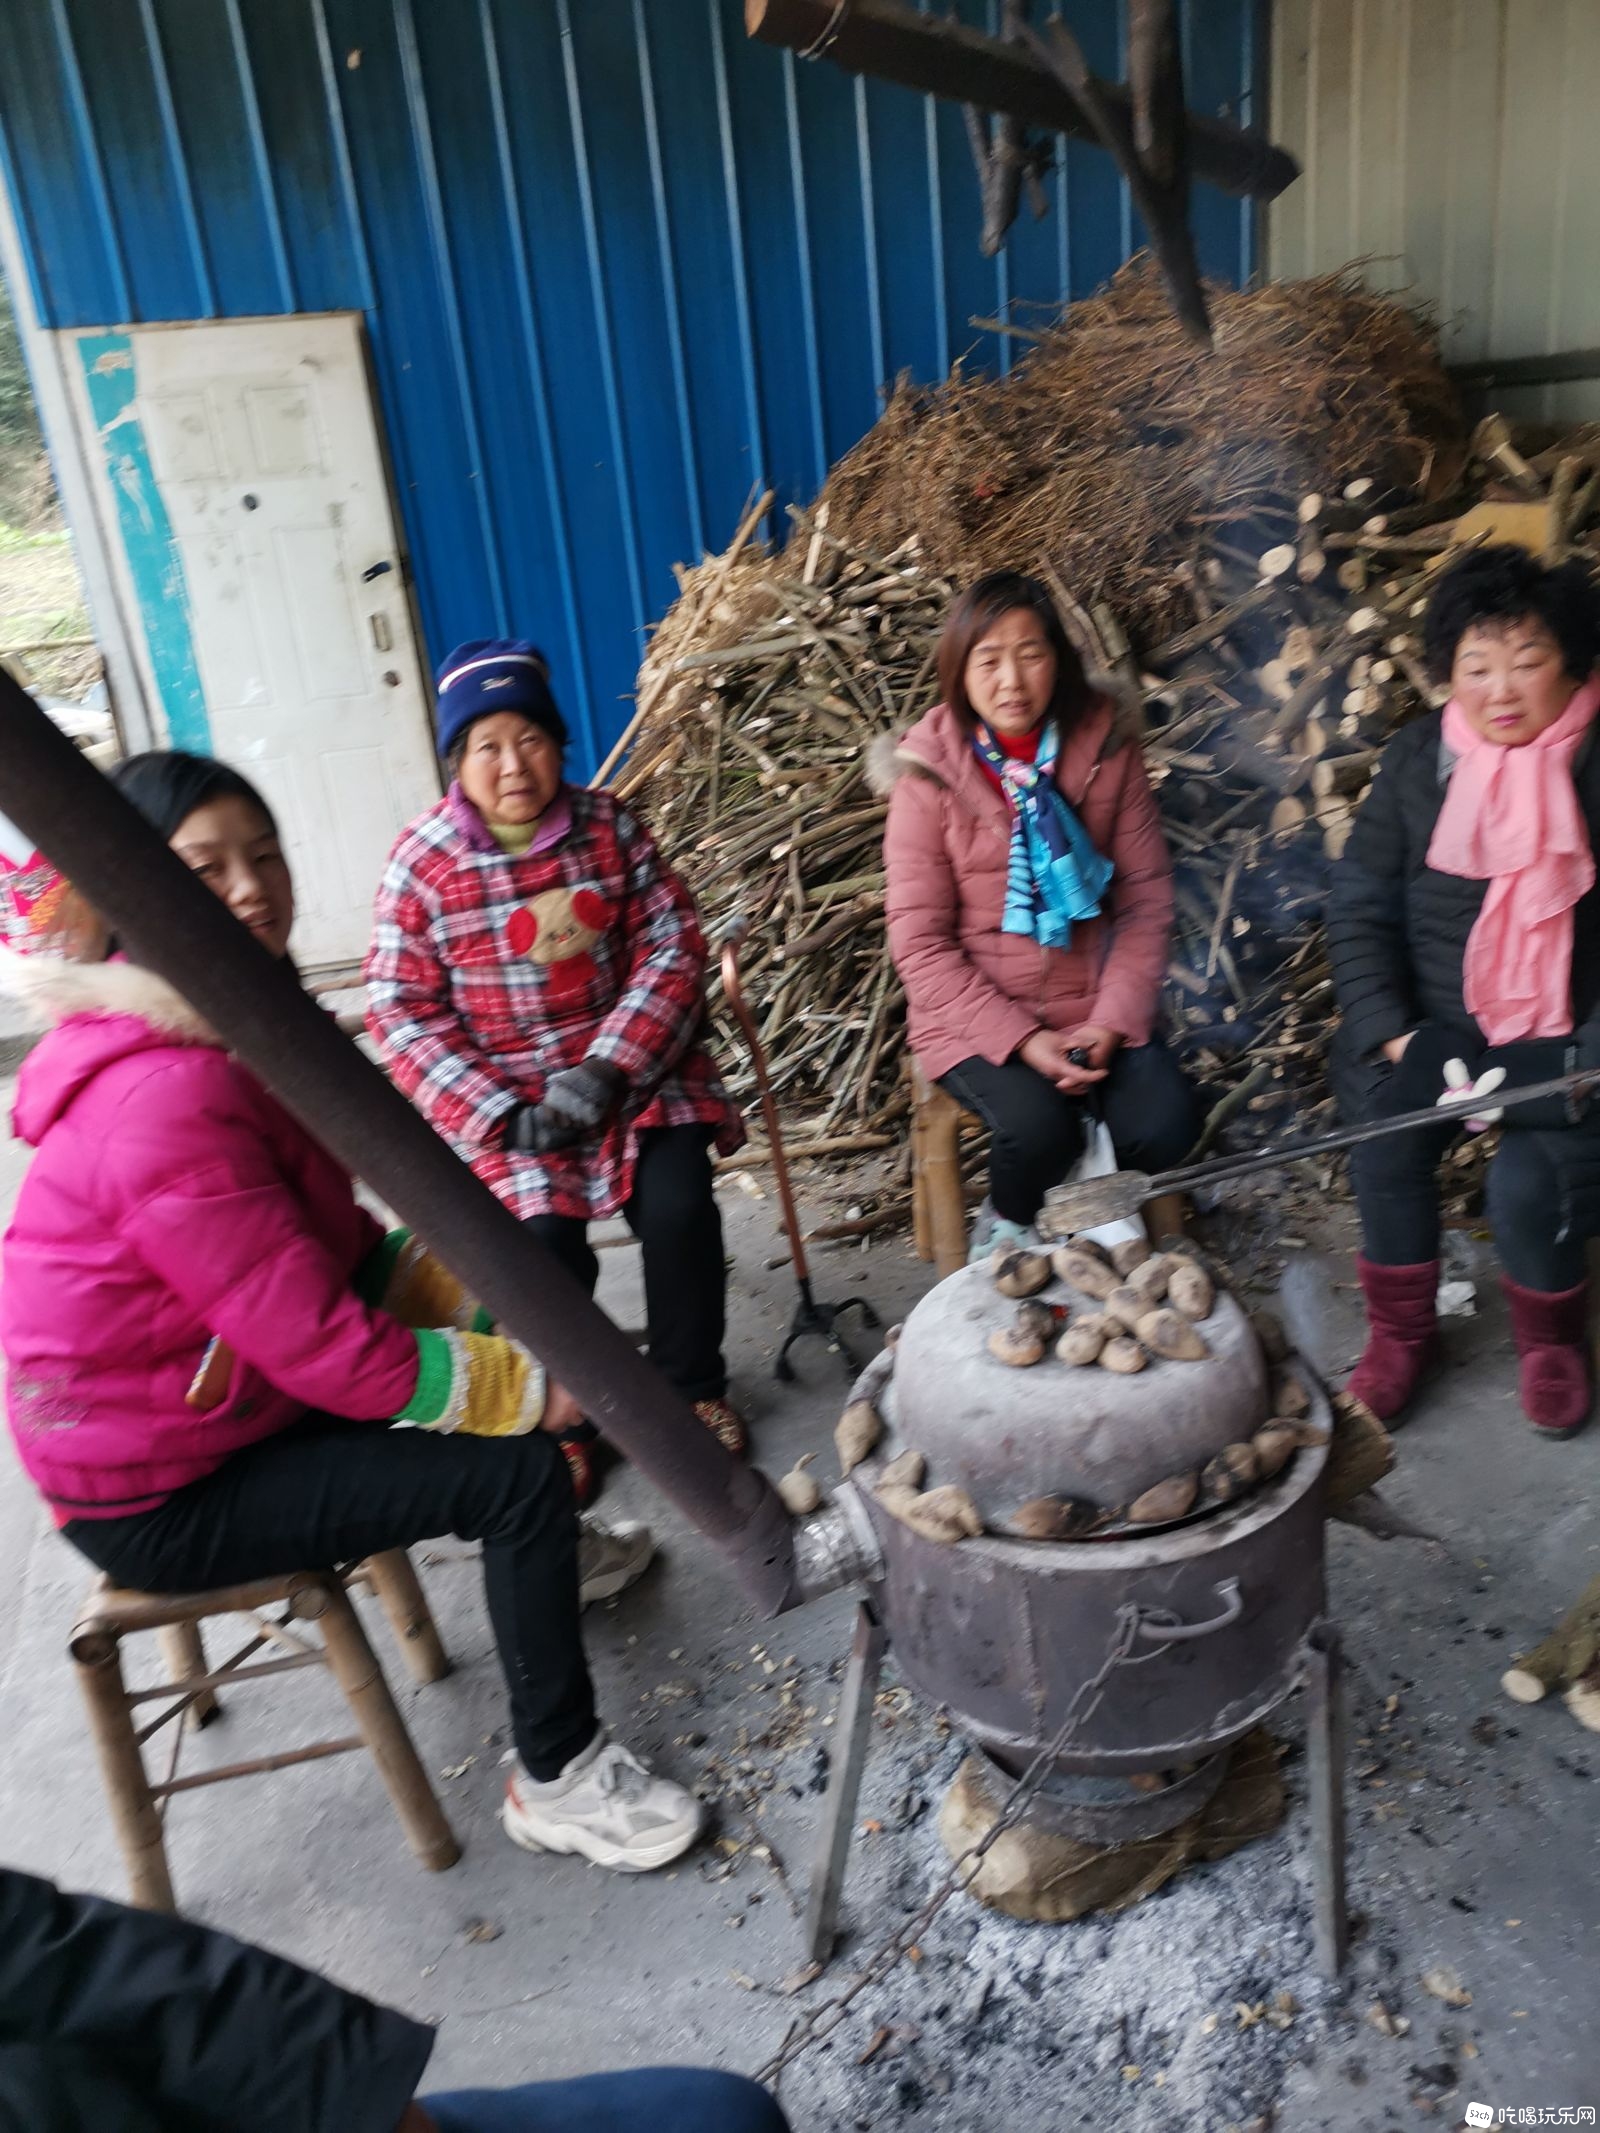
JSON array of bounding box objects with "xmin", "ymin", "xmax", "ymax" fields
[{"xmin": 435, "ymin": 638, "xmax": 569, "ymax": 761}]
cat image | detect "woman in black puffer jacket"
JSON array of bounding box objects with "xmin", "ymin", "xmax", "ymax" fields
[{"xmin": 1328, "ymin": 544, "xmax": 1600, "ymax": 1439}]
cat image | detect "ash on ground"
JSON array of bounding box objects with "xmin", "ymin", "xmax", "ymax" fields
[{"xmin": 673, "ymin": 1634, "xmax": 1421, "ymax": 2133}]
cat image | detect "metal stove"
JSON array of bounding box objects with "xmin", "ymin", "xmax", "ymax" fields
[{"xmin": 799, "ymin": 1258, "xmax": 1348, "ymax": 1975}]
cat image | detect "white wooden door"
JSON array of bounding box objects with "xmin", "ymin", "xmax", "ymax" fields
[{"xmin": 61, "ymin": 314, "xmax": 439, "ymax": 972}]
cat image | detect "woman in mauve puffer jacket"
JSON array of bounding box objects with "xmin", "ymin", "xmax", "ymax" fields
[
  {"xmin": 881, "ymin": 569, "xmax": 1200, "ymax": 1256},
  {"xmin": 0, "ymin": 751, "xmax": 704, "ymax": 1876}
]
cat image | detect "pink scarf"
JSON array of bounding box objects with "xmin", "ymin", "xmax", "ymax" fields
[{"xmin": 1426, "ymin": 678, "xmax": 1600, "ymax": 1044}]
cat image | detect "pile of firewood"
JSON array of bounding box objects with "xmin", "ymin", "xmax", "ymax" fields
[
  {"xmin": 605, "ymin": 271, "xmax": 1600, "ymax": 1227},
  {"xmin": 798, "ymin": 262, "xmax": 1463, "ymax": 648},
  {"xmin": 607, "ymin": 503, "xmax": 941, "ymax": 1175}
]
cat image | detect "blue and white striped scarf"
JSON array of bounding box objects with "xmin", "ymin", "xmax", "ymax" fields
[{"xmin": 973, "ymin": 720, "xmax": 1113, "ymax": 950}]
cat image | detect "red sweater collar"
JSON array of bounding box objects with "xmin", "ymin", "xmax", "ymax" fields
[{"xmin": 975, "ymin": 722, "xmax": 1042, "ymax": 795}]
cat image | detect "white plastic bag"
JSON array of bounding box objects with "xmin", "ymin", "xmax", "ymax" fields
[{"xmin": 1069, "ymin": 1117, "xmax": 1145, "ymax": 1251}]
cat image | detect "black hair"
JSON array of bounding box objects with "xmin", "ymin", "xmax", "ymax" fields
[
  {"xmin": 937, "ymin": 569, "xmax": 1091, "ymax": 734},
  {"xmin": 110, "ymin": 751, "xmax": 279, "ymax": 844},
  {"xmin": 1422, "ymin": 543, "xmax": 1600, "ymax": 685}
]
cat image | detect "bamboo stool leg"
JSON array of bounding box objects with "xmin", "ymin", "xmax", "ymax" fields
[
  {"xmin": 910, "ymin": 1068, "xmax": 934, "ymax": 1264},
  {"xmin": 71, "ymin": 1629, "xmax": 176, "ymax": 1911},
  {"xmin": 310, "ymin": 1578, "xmax": 460, "ymax": 1872},
  {"xmin": 156, "ymin": 1619, "xmax": 220, "ymax": 1729},
  {"xmin": 920, "ymin": 1081, "xmax": 969, "ymax": 1279},
  {"xmin": 362, "ymin": 1550, "xmax": 450, "ymax": 1686}
]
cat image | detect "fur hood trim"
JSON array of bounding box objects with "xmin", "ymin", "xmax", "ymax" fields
[
  {"xmin": 866, "ymin": 671, "xmax": 1143, "ymax": 798},
  {"xmin": 0, "ymin": 950, "xmax": 217, "ymax": 1042}
]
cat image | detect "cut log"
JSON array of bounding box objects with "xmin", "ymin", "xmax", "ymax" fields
[
  {"xmin": 1258, "ymin": 542, "xmax": 1297, "ymax": 581},
  {"xmin": 1310, "ymin": 749, "xmax": 1377, "ymax": 799},
  {"xmin": 1323, "ymin": 1389, "xmax": 1395, "ymax": 1508},
  {"xmin": 1296, "ymin": 491, "xmax": 1325, "ymax": 581},
  {"xmin": 1471, "ymin": 412, "xmax": 1544, "ymax": 497},
  {"xmin": 1566, "ymin": 1667, "xmax": 1600, "ymax": 1735},
  {"xmin": 1501, "ymin": 1575, "xmax": 1600, "ymax": 1704},
  {"xmin": 1257, "ymin": 657, "xmax": 1295, "ymax": 703}
]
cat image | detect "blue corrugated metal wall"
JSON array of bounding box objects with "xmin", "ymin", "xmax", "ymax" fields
[{"xmin": 0, "ymin": 0, "xmax": 1263, "ymax": 774}]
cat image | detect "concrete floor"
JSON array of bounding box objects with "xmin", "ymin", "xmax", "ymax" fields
[{"xmin": 0, "ymin": 1061, "xmax": 1596, "ymax": 2128}]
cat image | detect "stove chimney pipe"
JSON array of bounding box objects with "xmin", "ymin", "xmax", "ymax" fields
[{"xmin": 0, "ymin": 670, "xmax": 815, "ymax": 1617}]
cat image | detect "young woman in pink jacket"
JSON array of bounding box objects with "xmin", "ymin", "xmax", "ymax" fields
[
  {"xmin": 882, "ymin": 570, "xmax": 1199, "ymax": 1255},
  {"xmin": 0, "ymin": 752, "xmax": 703, "ymax": 1875}
]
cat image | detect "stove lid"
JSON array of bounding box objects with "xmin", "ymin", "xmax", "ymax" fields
[{"xmin": 882, "ymin": 1258, "xmax": 1274, "ymax": 1530}]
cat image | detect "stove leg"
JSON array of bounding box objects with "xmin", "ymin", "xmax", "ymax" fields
[
  {"xmin": 802, "ymin": 1599, "xmax": 886, "ymax": 1968},
  {"xmin": 1305, "ymin": 1621, "xmax": 1349, "ymax": 1978}
]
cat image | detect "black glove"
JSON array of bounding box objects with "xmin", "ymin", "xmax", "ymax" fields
[
  {"xmin": 504, "ymin": 1060, "xmax": 626, "ymax": 1156},
  {"xmin": 1480, "ymin": 1038, "xmax": 1583, "ymax": 1130},
  {"xmin": 1382, "ymin": 1022, "xmax": 1481, "ymax": 1110}
]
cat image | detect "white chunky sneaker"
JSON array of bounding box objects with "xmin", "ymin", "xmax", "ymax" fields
[
  {"xmin": 502, "ymin": 1729, "xmax": 705, "ymax": 1872},
  {"xmin": 577, "ymin": 1515, "xmax": 654, "ymax": 1608}
]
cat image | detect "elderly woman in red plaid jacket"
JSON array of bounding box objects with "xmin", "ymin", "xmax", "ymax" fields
[{"xmin": 366, "ymin": 640, "xmax": 748, "ymax": 1495}]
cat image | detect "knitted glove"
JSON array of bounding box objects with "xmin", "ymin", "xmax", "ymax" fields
[
  {"xmin": 394, "ymin": 1329, "xmax": 546, "ymax": 1437},
  {"xmin": 505, "ymin": 1060, "xmax": 626, "ymax": 1156},
  {"xmin": 358, "ymin": 1228, "xmax": 494, "ymax": 1332},
  {"xmin": 1438, "ymin": 1056, "xmax": 1508, "ymax": 1134}
]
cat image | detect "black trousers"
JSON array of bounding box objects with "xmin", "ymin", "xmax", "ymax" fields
[
  {"xmin": 1347, "ymin": 1035, "xmax": 1600, "ymax": 1289},
  {"xmin": 939, "ymin": 1040, "xmax": 1202, "ymax": 1227},
  {"xmin": 63, "ymin": 1416, "xmax": 596, "ymax": 1782},
  {"xmin": 527, "ymin": 1124, "xmax": 727, "ymax": 1404}
]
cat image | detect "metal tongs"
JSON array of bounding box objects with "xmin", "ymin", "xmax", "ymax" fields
[
  {"xmin": 719, "ymin": 916, "xmax": 880, "ymax": 1380},
  {"xmin": 1040, "ymin": 1064, "xmax": 1600, "ymax": 1237}
]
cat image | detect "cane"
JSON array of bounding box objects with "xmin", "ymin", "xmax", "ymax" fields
[{"xmin": 719, "ymin": 917, "xmax": 880, "ymax": 1381}]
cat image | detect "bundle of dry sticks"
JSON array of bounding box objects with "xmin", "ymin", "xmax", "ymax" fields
[{"xmin": 604, "ymin": 266, "xmax": 1600, "ymax": 1221}]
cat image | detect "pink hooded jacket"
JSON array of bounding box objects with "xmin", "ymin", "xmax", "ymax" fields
[
  {"xmin": 879, "ymin": 691, "xmax": 1175, "ymax": 1081},
  {"xmin": 1, "ymin": 957, "xmax": 420, "ymax": 1521}
]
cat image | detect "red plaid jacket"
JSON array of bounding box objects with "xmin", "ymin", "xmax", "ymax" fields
[{"xmin": 365, "ymin": 785, "xmax": 744, "ymax": 1221}]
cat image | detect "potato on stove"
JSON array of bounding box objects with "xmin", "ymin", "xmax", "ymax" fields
[
  {"xmin": 1104, "ymin": 1285, "xmax": 1147, "ymax": 1331},
  {"xmin": 988, "ymin": 1322, "xmax": 1048, "ymax": 1367},
  {"xmin": 879, "ymin": 1482, "xmax": 984, "ymax": 1544},
  {"xmin": 1009, "ymin": 1494, "xmax": 1102, "ymax": 1541},
  {"xmin": 1056, "ymin": 1312, "xmax": 1112, "ymax": 1366},
  {"xmin": 1134, "ymin": 1307, "xmax": 1209, "ymax": 1362},
  {"xmin": 1167, "ymin": 1260, "xmax": 1215, "ymax": 1323},
  {"xmin": 1012, "ymin": 1298, "xmax": 1057, "ymax": 1344},
  {"xmin": 834, "ymin": 1398, "xmax": 882, "ymax": 1475},
  {"xmin": 1098, "ymin": 1333, "xmax": 1148, "ymax": 1374},
  {"xmin": 1251, "ymin": 1422, "xmax": 1299, "ymax": 1477},
  {"xmin": 1202, "ymin": 1441, "xmax": 1260, "ymax": 1502},
  {"xmin": 1125, "ymin": 1253, "xmax": 1173, "ymax": 1306},
  {"xmin": 990, "ymin": 1246, "xmax": 1052, "ymax": 1298},
  {"xmin": 1272, "ymin": 1370, "xmax": 1311, "ymax": 1420},
  {"xmin": 1128, "ymin": 1472, "xmax": 1199, "ymax": 1523},
  {"xmin": 877, "ymin": 1446, "xmax": 927, "ymax": 1491},
  {"xmin": 1050, "ymin": 1245, "xmax": 1120, "ymax": 1301}
]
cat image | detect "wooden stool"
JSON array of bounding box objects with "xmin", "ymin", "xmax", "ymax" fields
[
  {"xmin": 910, "ymin": 1061, "xmax": 981, "ymax": 1280},
  {"xmin": 70, "ymin": 1549, "xmax": 460, "ymax": 1911}
]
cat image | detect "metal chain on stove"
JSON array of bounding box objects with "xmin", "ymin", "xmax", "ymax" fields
[{"xmin": 755, "ymin": 1600, "xmax": 1158, "ymax": 2087}]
